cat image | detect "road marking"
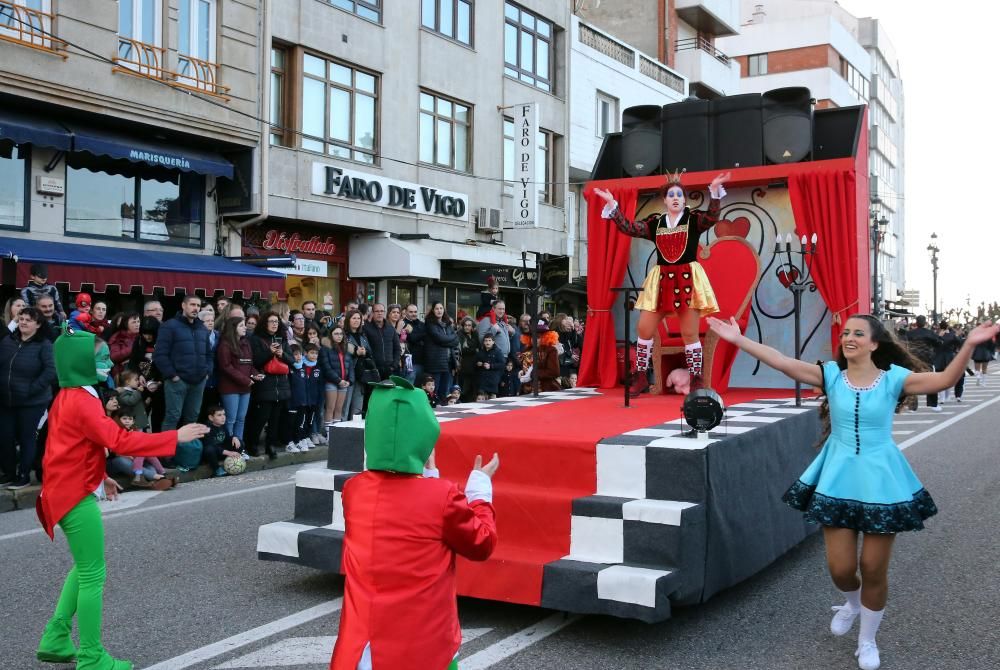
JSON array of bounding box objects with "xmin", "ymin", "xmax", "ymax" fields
[
  {"xmin": 899, "ymin": 392, "xmax": 1000, "ymax": 452},
  {"xmin": 893, "ymin": 420, "xmax": 935, "ymax": 424},
  {"xmin": 0, "ymin": 480, "xmax": 294, "ymax": 543},
  {"xmin": 213, "ymin": 628, "xmax": 492, "ymax": 668},
  {"xmin": 892, "ymin": 431, "xmax": 914, "ymax": 436},
  {"xmin": 460, "ymin": 613, "xmax": 582, "ymax": 670},
  {"xmin": 142, "ymin": 599, "xmax": 343, "ymax": 670}
]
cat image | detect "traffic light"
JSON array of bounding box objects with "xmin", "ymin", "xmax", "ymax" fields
[{"xmin": 366, "ymin": 282, "xmax": 376, "ymax": 303}]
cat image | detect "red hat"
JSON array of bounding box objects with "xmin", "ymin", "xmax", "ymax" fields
[
  {"xmin": 76, "ymin": 292, "xmax": 92, "ymax": 308},
  {"xmin": 486, "ymin": 275, "xmax": 499, "ymax": 289}
]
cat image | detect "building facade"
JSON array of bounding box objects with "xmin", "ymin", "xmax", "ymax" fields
[
  {"xmin": 718, "ymin": 0, "xmax": 906, "ymax": 314},
  {"xmin": 0, "ymin": 0, "xmax": 281, "ymax": 307}
]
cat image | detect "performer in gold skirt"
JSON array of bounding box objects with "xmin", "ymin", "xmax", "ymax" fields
[{"xmin": 594, "ymin": 170, "xmax": 730, "ymax": 396}]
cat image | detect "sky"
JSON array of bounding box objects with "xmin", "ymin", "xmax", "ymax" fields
[{"xmin": 835, "ymin": 0, "xmax": 1000, "ymax": 314}]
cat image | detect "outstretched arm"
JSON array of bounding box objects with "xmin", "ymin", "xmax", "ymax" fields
[
  {"xmin": 707, "ymin": 316, "xmax": 824, "ymax": 387},
  {"xmin": 904, "ymin": 322, "xmax": 998, "ymax": 395},
  {"xmin": 692, "ymin": 172, "xmax": 731, "ymax": 232},
  {"xmin": 592, "ymin": 187, "xmax": 654, "ymax": 238}
]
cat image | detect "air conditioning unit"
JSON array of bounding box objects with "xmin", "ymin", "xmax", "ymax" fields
[{"xmin": 476, "ymin": 207, "xmax": 503, "ymax": 232}]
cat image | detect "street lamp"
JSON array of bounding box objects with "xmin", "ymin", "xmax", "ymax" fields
[
  {"xmin": 870, "ymin": 215, "xmax": 887, "ymax": 317},
  {"xmin": 926, "ymin": 233, "xmax": 939, "ymax": 324}
]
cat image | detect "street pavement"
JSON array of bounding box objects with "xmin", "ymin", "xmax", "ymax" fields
[{"xmin": 2, "ymin": 374, "xmax": 998, "ymax": 670}]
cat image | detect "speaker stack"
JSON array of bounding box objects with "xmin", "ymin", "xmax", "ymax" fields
[
  {"xmin": 661, "ymin": 99, "xmax": 711, "ymax": 173},
  {"xmin": 621, "ymin": 105, "xmax": 662, "ymax": 177},
  {"xmin": 813, "ymin": 105, "xmax": 866, "ymax": 160},
  {"xmin": 762, "ymin": 87, "xmax": 813, "ymax": 164},
  {"xmin": 710, "ymin": 93, "xmax": 764, "ymax": 169}
]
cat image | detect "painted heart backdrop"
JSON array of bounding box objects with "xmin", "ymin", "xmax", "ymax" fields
[{"xmin": 612, "ymin": 185, "xmax": 831, "ymax": 389}]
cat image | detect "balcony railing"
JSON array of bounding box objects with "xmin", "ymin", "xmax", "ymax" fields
[
  {"xmin": 578, "ymin": 22, "xmax": 635, "ymax": 68},
  {"xmin": 638, "ymin": 56, "xmax": 685, "ymax": 93},
  {"xmin": 0, "ymin": 1, "xmax": 66, "ymax": 55},
  {"xmin": 675, "ymin": 36, "xmax": 730, "ymax": 65},
  {"xmin": 115, "ymin": 36, "xmax": 169, "ymax": 79},
  {"xmin": 176, "ymin": 53, "xmax": 231, "ymax": 98}
]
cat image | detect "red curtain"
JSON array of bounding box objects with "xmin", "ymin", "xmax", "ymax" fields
[
  {"xmin": 579, "ymin": 187, "xmax": 637, "ymax": 388},
  {"xmin": 788, "ymin": 169, "xmax": 860, "ymax": 352}
]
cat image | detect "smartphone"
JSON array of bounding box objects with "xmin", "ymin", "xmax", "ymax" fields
[{"xmin": 271, "ymin": 336, "xmax": 281, "ymax": 345}]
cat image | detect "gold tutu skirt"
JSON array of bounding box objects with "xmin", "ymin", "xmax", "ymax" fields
[{"xmin": 634, "ymin": 262, "xmax": 719, "ymax": 315}]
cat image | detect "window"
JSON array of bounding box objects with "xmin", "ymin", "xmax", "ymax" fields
[
  {"xmin": 841, "ymin": 58, "xmax": 869, "ymax": 101},
  {"xmin": 118, "ymin": 0, "xmax": 163, "ymax": 76},
  {"xmin": 748, "ymin": 53, "xmax": 767, "ymax": 76},
  {"xmin": 176, "ymin": 0, "xmax": 217, "ymax": 91},
  {"xmin": 504, "ymin": 118, "xmax": 553, "ymax": 203},
  {"xmin": 270, "ymin": 46, "xmax": 287, "ymax": 145},
  {"xmin": 65, "ymin": 165, "xmax": 205, "ymax": 247},
  {"xmin": 421, "ymin": 0, "xmax": 473, "ymax": 46},
  {"xmin": 419, "ymin": 91, "xmax": 471, "ymax": 172},
  {"xmin": 326, "ymin": 0, "xmax": 380, "ymax": 23},
  {"xmin": 596, "ymin": 92, "xmax": 618, "ymax": 138},
  {"xmin": 0, "ymin": 0, "xmax": 56, "ymax": 50},
  {"xmin": 503, "ymin": 2, "xmax": 553, "ymax": 92},
  {"xmin": 301, "ymin": 53, "xmax": 378, "ymax": 164},
  {"xmin": 0, "ymin": 142, "xmax": 28, "ymax": 230}
]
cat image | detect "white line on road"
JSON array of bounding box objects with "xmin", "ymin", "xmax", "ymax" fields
[
  {"xmin": 892, "ymin": 431, "xmax": 914, "ymax": 436},
  {"xmin": 460, "ymin": 613, "xmax": 583, "ymax": 670},
  {"xmin": 142, "ymin": 599, "xmax": 343, "ymax": 670},
  {"xmin": 893, "ymin": 420, "xmax": 935, "ymax": 424},
  {"xmin": 899, "ymin": 391, "xmax": 1000, "ymax": 452},
  {"xmin": 0, "ymin": 480, "xmax": 294, "ymax": 543}
]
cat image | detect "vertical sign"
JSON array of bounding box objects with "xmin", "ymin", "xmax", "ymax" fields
[{"xmin": 512, "ymin": 103, "xmax": 538, "ymax": 228}]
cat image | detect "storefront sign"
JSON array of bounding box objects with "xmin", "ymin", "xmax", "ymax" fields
[
  {"xmin": 242, "ymin": 226, "xmax": 349, "ymax": 265},
  {"xmin": 440, "ymin": 265, "xmax": 538, "ymax": 288},
  {"xmin": 512, "ymin": 103, "xmax": 538, "ymax": 229},
  {"xmin": 542, "ymin": 255, "xmax": 570, "ymax": 290},
  {"xmin": 262, "ymin": 230, "xmax": 339, "ymax": 256},
  {"xmin": 269, "ymin": 258, "xmax": 329, "ymax": 277},
  {"xmin": 312, "ymin": 163, "xmax": 469, "ymax": 222}
]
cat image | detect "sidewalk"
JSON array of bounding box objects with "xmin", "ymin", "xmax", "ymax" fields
[{"xmin": 0, "ymin": 445, "xmax": 329, "ymax": 514}]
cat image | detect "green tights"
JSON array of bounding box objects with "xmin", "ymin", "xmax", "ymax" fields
[{"xmin": 37, "ymin": 495, "xmax": 132, "ymax": 670}]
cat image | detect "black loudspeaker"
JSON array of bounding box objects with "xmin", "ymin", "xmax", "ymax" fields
[
  {"xmin": 813, "ymin": 105, "xmax": 866, "ymax": 160},
  {"xmin": 711, "ymin": 94, "xmax": 763, "ymax": 169},
  {"xmin": 590, "ymin": 132, "xmax": 622, "ymax": 180},
  {"xmin": 661, "ymin": 100, "xmax": 712, "ymax": 173},
  {"xmin": 621, "ymin": 105, "xmax": 662, "ymax": 176},
  {"xmin": 762, "ymin": 87, "xmax": 813, "ymax": 164}
]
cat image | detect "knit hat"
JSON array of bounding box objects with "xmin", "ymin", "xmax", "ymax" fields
[
  {"xmin": 54, "ymin": 325, "xmax": 101, "ymax": 388},
  {"xmin": 364, "ymin": 376, "xmax": 440, "ymax": 474}
]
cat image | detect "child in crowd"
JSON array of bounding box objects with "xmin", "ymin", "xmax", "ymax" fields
[
  {"xmin": 94, "ymin": 339, "xmax": 113, "ymax": 388},
  {"xmin": 303, "ymin": 344, "xmax": 325, "ymax": 447},
  {"xmin": 68, "ymin": 293, "xmax": 94, "ymax": 333},
  {"xmin": 498, "ymin": 359, "xmax": 518, "ymax": 397},
  {"xmin": 287, "ymin": 345, "xmax": 311, "ymax": 453},
  {"xmin": 114, "ymin": 412, "xmax": 167, "ymax": 485},
  {"xmin": 20, "ymin": 263, "xmax": 65, "ymax": 317},
  {"xmin": 202, "ymin": 406, "xmax": 245, "ymax": 477},
  {"xmin": 116, "ymin": 370, "xmax": 149, "ymax": 432},
  {"xmin": 447, "ymin": 385, "xmax": 462, "ymax": 406},
  {"xmin": 419, "ymin": 374, "xmax": 438, "ymax": 408},
  {"xmin": 476, "ymin": 392, "xmax": 488, "ymax": 402},
  {"xmin": 475, "ymin": 333, "xmax": 504, "ymax": 400}
]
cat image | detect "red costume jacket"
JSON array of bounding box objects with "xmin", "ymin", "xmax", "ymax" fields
[
  {"xmin": 36, "ymin": 387, "xmax": 177, "ymax": 539},
  {"xmin": 331, "ymin": 471, "xmax": 497, "ymax": 670}
]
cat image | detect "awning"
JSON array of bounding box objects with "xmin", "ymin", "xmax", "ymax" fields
[
  {"xmin": 349, "ymin": 233, "xmax": 535, "ymax": 279},
  {"xmin": 64, "ymin": 122, "xmax": 234, "ymax": 179},
  {"xmin": 1, "ymin": 236, "xmax": 284, "ymax": 297},
  {"xmin": 0, "ymin": 108, "xmax": 72, "ymax": 151}
]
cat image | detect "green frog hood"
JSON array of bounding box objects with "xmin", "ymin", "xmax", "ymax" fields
[
  {"xmin": 364, "ymin": 376, "xmax": 440, "ymax": 474},
  {"xmin": 54, "ymin": 326, "xmax": 101, "ymax": 388}
]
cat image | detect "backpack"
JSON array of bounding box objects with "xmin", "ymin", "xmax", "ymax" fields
[{"xmin": 174, "ymin": 439, "xmax": 203, "ymax": 470}]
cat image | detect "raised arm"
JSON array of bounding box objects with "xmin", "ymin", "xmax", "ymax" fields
[
  {"xmin": 707, "ymin": 316, "xmax": 824, "ymax": 387},
  {"xmin": 904, "ymin": 322, "xmax": 998, "ymax": 395},
  {"xmin": 592, "ymin": 187, "xmax": 655, "ymax": 238},
  {"xmin": 691, "ymin": 172, "xmax": 731, "ymax": 232}
]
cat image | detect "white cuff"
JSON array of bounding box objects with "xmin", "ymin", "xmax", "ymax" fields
[
  {"xmin": 709, "ymin": 184, "xmax": 727, "ymax": 200},
  {"xmin": 600, "ymin": 201, "xmax": 619, "ymax": 219},
  {"xmin": 465, "ymin": 469, "xmax": 493, "ymax": 504},
  {"xmin": 423, "ymin": 467, "xmax": 440, "ymax": 479}
]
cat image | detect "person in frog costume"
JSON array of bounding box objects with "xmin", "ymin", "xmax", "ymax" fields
[
  {"xmin": 330, "ymin": 376, "xmax": 500, "ymax": 670},
  {"xmin": 35, "ymin": 326, "xmax": 208, "ymax": 669}
]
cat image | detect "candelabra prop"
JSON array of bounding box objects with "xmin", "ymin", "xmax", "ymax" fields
[{"xmin": 775, "ymin": 232, "xmax": 818, "ymax": 406}]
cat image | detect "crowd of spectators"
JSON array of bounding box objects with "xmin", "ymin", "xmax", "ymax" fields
[{"xmin": 0, "ymin": 262, "xmax": 587, "ymax": 490}]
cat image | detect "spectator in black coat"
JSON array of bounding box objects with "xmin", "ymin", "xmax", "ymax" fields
[
  {"xmin": 0, "ymin": 307, "xmax": 56, "ymax": 488},
  {"xmin": 476, "ymin": 334, "xmax": 505, "ymax": 398},
  {"xmin": 423, "ymin": 302, "xmax": 459, "ymax": 405},
  {"xmin": 904, "ymin": 315, "xmax": 943, "ymax": 411},
  {"xmin": 400, "ymin": 304, "xmax": 426, "ymax": 383},
  {"xmin": 154, "ymin": 295, "xmax": 213, "ymax": 430},
  {"xmin": 457, "ymin": 317, "xmax": 480, "ymax": 402},
  {"xmin": 361, "ymin": 303, "xmax": 401, "ymax": 415},
  {"xmin": 245, "ymin": 311, "xmax": 293, "ymax": 459}
]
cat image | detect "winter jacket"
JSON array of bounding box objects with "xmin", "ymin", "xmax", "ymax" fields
[
  {"xmin": 216, "ymin": 337, "xmax": 258, "ymax": 395},
  {"xmin": 249, "ymin": 335, "xmax": 292, "ymax": 403},
  {"xmin": 904, "ymin": 327, "xmax": 942, "ymax": 367},
  {"xmin": 290, "ymin": 361, "xmax": 324, "ymax": 407},
  {"xmin": 558, "ymin": 330, "xmax": 582, "ymax": 377},
  {"xmin": 475, "ymin": 346, "xmax": 505, "ymax": 394},
  {"xmin": 108, "ymin": 330, "xmax": 138, "ymax": 378},
  {"xmin": 423, "ymin": 321, "xmax": 459, "ymax": 374},
  {"xmin": 402, "ymin": 318, "xmax": 426, "ymax": 365},
  {"xmin": 477, "ymin": 317, "xmax": 512, "ymax": 361},
  {"xmin": 153, "ymin": 312, "xmax": 213, "ymax": 384},
  {"xmin": 458, "ymin": 330, "xmax": 480, "ymax": 375},
  {"xmin": 363, "ymin": 320, "xmax": 402, "ymax": 373},
  {"xmin": 116, "ymin": 386, "xmax": 149, "ymax": 431},
  {"xmin": 345, "ymin": 330, "xmax": 373, "ymax": 380},
  {"xmin": 320, "ymin": 345, "xmax": 354, "ymax": 385},
  {"xmin": 20, "ymin": 282, "xmax": 64, "ymax": 315},
  {"xmin": 0, "ymin": 329, "xmax": 56, "ymax": 407}
]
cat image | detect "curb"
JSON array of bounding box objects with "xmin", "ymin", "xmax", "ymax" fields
[{"xmin": 0, "ymin": 445, "xmax": 329, "ymax": 513}]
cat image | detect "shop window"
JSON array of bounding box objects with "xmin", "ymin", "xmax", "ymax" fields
[
  {"xmin": 421, "ymin": 0, "xmax": 473, "ymax": 46},
  {"xmin": 0, "ymin": 142, "xmax": 28, "ymax": 230},
  {"xmin": 65, "ymin": 165, "xmax": 205, "ymax": 247},
  {"xmin": 301, "ymin": 52, "xmax": 379, "ymax": 164},
  {"xmin": 503, "ymin": 2, "xmax": 553, "ymax": 92},
  {"xmin": 419, "ymin": 90, "xmax": 472, "ymax": 172}
]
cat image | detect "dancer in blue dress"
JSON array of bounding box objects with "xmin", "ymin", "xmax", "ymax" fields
[{"xmin": 708, "ymin": 313, "xmax": 999, "ymax": 670}]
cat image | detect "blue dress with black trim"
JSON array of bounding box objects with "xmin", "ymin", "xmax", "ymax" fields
[{"xmin": 782, "ymin": 362, "xmax": 938, "ymax": 534}]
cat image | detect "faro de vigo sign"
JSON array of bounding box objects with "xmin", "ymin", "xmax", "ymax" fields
[{"xmin": 312, "ymin": 163, "xmax": 469, "ymax": 222}]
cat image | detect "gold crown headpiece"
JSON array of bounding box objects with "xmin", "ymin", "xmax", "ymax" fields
[{"xmin": 665, "ymin": 168, "xmax": 686, "ymax": 186}]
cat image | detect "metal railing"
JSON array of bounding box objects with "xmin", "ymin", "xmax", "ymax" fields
[
  {"xmin": 578, "ymin": 23, "xmax": 635, "ymax": 68},
  {"xmin": 638, "ymin": 56, "xmax": 685, "ymax": 93},
  {"xmin": 0, "ymin": 1, "xmax": 65, "ymax": 55},
  {"xmin": 114, "ymin": 36, "xmax": 169, "ymax": 79},
  {"xmin": 675, "ymin": 36, "xmax": 730, "ymax": 65},
  {"xmin": 176, "ymin": 53, "xmax": 231, "ymax": 98}
]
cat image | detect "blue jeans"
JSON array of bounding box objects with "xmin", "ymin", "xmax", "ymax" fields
[
  {"xmin": 162, "ymin": 378, "xmax": 207, "ymax": 431},
  {"xmin": 405, "ymin": 363, "xmax": 423, "ymax": 385},
  {"xmin": 431, "ymin": 371, "xmax": 452, "ymax": 405},
  {"xmin": 220, "ymin": 393, "xmax": 251, "ymax": 441}
]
